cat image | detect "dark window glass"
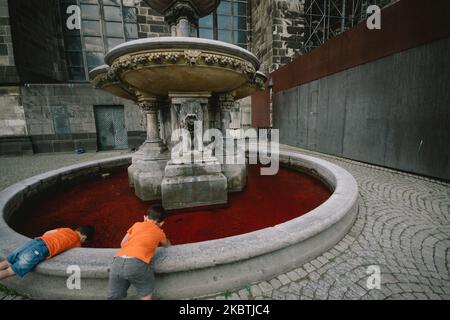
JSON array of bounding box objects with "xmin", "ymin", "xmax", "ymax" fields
[
  {"xmin": 86, "ymin": 52, "xmax": 104, "ymax": 70},
  {"xmin": 199, "ymin": 15, "xmax": 213, "ymax": 28},
  {"xmin": 84, "ymin": 36, "xmax": 104, "ymax": 51},
  {"xmin": 67, "ymin": 52, "xmax": 84, "ymax": 66},
  {"xmin": 81, "ymin": 4, "xmax": 100, "ymax": 19},
  {"xmin": 235, "ymin": 2, "xmax": 247, "ymax": 16},
  {"xmin": 105, "ymin": 22, "xmax": 124, "ymax": 37},
  {"xmin": 235, "ymin": 16, "xmax": 247, "ymax": 30},
  {"xmin": 107, "ymin": 37, "xmax": 124, "ymax": 50},
  {"xmin": 124, "ymin": 23, "xmax": 138, "ymax": 39},
  {"xmin": 102, "ymin": 0, "xmax": 121, "ymax": 5},
  {"xmin": 82, "ymin": 20, "xmax": 101, "ymax": 36},
  {"xmin": 198, "ymin": 0, "xmax": 248, "ymax": 47},
  {"xmin": 123, "ymin": 7, "xmax": 137, "ymax": 23},
  {"xmin": 218, "ymin": 30, "xmax": 232, "ymax": 43},
  {"xmin": 235, "ymin": 30, "xmax": 247, "ymax": 43},
  {"xmin": 104, "ymin": 5, "xmax": 123, "ymax": 21},
  {"xmin": 217, "ymin": 1, "xmax": 231, "ymax": 15},
  {"xmin": 64, "ymin": 36, "xmax": 82, "ymax": 51},
  {"xmin": 217, "ymin": 15, "xmax": 231, "ymax": 29},
  {"xmin": 199, "ymin": 28, "xmax": 214, "ymax": 39}
]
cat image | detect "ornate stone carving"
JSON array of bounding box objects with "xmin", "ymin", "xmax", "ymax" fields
[
  {"xmin": 138, "ymin": 100, "xmax": 161, "ymax": 113},
  {"xmin": 111, "ymin": 51, "xmax": 258, "ymax": 79},
  {"xmin": 92, "ymin": 69, "xmax": 118, "ymax": 88},
  {"xmin": 184, "ymin": 50, "xmax": 202, "ymax": 65},
  {"xmin": 164, "ymin": 2, "xmax": 200, "ymax": 26}
]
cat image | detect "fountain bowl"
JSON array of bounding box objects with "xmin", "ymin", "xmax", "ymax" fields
[{"xmin": 90, "ymin": 37, "xmax": 263, "ymax": 99}]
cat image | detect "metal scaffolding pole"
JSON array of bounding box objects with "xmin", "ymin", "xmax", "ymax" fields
[{"xmin": 302, "ymin": 0, "xmax": 394, "ymax": 54}]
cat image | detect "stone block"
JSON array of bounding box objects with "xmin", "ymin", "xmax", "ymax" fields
[
  {"xmin": 222, "ymin": 161, "xmax": 247, "ymax": 192},
  {"xmin": 129, "ymin": 156, "xmax": 169, "ymax": 201},
  {"xmin": 162, "ymin": 160, "xmax": 228, "ymax": 210}
]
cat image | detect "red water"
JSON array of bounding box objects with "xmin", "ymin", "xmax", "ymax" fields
[{"xmin": 10, "ymin": 165, "xmax": 331, "ymax": 247}]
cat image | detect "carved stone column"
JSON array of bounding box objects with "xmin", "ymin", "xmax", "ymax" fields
[
  {"xmin": 164, "ymin": 2, "xmax": 199, "ymax": 37},
  {"xmin": 218, "ymin": 93, "xmax": 234, "ymax": 134},
  {"xmin": 127, "ymin": 94, "xmax": 169, "ymax": 201},
  {"xmin": 217, "ymin": 93, "xmax": 247, "ymax": 192},
  {"xmin": 138, "ymin": 97, "xmax": 166, "ymax": 157}
]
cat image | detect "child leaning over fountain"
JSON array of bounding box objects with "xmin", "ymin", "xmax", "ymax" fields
[
  {"xmin": 0, "ymin": 226, "xmax": 94, "ymax": 280},
  {"xmin": 107, "ymin": 204, "xmax": 171, "ymax": 300}
]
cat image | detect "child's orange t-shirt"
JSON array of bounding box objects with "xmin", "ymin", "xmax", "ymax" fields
[
  {"xmin": 115, "ymin": 221, "xmax": 167, "ymax": 264},
  {"xmin": 38, "ymin": 228, "xmax": 81, "ymax": 259}
]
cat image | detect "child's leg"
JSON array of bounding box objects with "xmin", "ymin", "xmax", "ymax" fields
[
  {"xmin": 0, "ymin": 260, "xmax": 11, "ymax": 270},
  {"xmin": 0, "ymin": 267, "xmax": 16, "ymax": 280},
  {"xmin": 126, "ymin": 259, "xmax": 155, "ymax": 300},
  {"xmin": 107, "ymin": 258, "xmax": 130, "ymax": 300},
  {"xmin": 5, "ymin": 239, "xmax": 48, "ymax": 278}
]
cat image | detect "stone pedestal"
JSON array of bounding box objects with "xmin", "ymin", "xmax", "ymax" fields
[
  {"xmin": 218, "ymin": 93, "xmax": 247, "ymax": 192},
  {"xmin": 129, "ymin": 96, "xmax": 169, "ymax": 201},
  {"xmin": 162, "ymin": 156, "xmax": 227, "ymax": 210},
  {"xmin": 161, "ymin": 93, "xmax": 227, "ymax": 210}
]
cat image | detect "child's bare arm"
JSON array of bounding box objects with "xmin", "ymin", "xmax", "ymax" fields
[{"xmin": 160, "ymin": 238, "xmax": 171, "ymax": 247}]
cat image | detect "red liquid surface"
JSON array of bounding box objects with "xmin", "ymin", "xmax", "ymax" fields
[{"xmin": 10, "ymin": 165, "xmax": 331, "ymax": 247}]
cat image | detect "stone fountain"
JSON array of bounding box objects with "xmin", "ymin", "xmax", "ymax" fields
[{"xmin": 89, "ymin": 0, "xmax": 267, "ymax": 210}]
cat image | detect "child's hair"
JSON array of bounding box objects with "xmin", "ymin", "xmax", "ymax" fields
[
  {"xmin": 76, "ymin": 226, "xmax": 95, "ymax": 242},
  {"xmin": 147, "ymin": 204, "xmax": 166, "ymax": 223}
]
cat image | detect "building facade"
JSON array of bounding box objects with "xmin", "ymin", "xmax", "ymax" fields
[{"xmin": 0, "ymin": 0, "xmax": 391, "ymax": 155}]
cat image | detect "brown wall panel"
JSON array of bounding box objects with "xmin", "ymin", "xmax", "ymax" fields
[
  {"xmin": 271, "ymin": 0, "xmax": 450, "ymax": 93},
  {"xmin": 251, "ymin": 87, "xmax": 270, "ymax": 128}
]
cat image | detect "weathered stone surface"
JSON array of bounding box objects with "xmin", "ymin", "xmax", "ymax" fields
[
  {"xmin": 161, "ymin": 159, "xmax": 228, "ymax": 210},
  {"xmin": 129, "ymin": 157, "xmax": 169, "ymax": 201}
]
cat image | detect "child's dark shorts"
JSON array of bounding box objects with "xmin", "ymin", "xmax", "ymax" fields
[
  {"xmin": 107, "ymin": 257, "xmax": 155, "ymax": 300},
  {"xmin": 7, "ymin": 239, "xmax": 49, "ymax": 277}
]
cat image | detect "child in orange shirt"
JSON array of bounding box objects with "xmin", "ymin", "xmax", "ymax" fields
[
  {"xmin": 0, "ymin": 226, "xmax": 94, "ymax": 280},
  {"xmin": 107, "ymin": 204, "xmax": 171, "ymax": 300}
]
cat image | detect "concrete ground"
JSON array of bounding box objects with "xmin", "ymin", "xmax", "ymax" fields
[{"xmin": 0, "ymin": 148, "xmax": 449, "ymax": 300}]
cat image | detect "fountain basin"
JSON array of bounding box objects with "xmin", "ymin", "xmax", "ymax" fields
[
  {"xmin": 0, "ymin": 149, "xmax": 358, "ymax": 299},
  {"xmin": 89, "ymin": 65, "xmax": 136, "ymax": 101},
  {"xmin": 92, "ymin": 37, "xmax": 262, "ymax": 98}
]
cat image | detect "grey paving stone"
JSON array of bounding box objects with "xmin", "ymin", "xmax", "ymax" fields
[
  {"xmin": 269, "ymin": 279, "xmax": 282, "ymax": 290},
  {"xmin": 303, "ymin": 263, "xmax": 315, "ymax": 273},
  {"xmin": 286, "ymin": 271, "xmax": 300, "ymax": 282},
  {"xmin": 277, "ymin": 274, "xmax": 291, "ymax": 286}
]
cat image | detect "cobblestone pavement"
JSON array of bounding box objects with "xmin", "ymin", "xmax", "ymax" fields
[
  {"xmin": 1, "ymin": 148, "xmax": 449, "ymax": 300},
  {"xmin": 208, "ymin": 146, "xmax": 450, "ymax": 300},
  {"xmin": 0, "ymin": 151, "xmax": 127, "ymax": 191}
]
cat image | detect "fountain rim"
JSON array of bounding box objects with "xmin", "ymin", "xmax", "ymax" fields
[
  {"xmin": 0, "ymin": 148, "xmax": 358, "ymax": 278},
  {"xmin": 103, "ymin": 37, "xmax": 260, "ymax": 68},
  {"xmin": 89, "ymin": 64, "xmax": 110, "ymax": 79}
]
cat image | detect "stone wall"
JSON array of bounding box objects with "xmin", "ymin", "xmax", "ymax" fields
[
  {"xmin": 20, "ymin": 84, "xmax": 145, "ymax": 153},
  {"xmin": 0, "ymin": 0, "xmax": 19, "ymax": 84},
  {"xmin": 250, "ymin": 0, "xmax": 305, "ymax": 73},
  {"xmin": 0, "ymin": 86, "xmax": 32, "ymax": 154},
  {"xmin": 137, "ymin": 2, "xmax": 171, "ymax": 38},
  {"xmin": 273, "ymin": 38, "xmax": 450, "ymax": 181},
  {"xmin": 8, "ymin": 0, "xmax": 66, "ymax": 83}
]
